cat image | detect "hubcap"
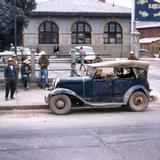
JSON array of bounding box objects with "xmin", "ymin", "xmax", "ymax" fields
[
  {"xmin": 134, "ymin": 96, "xmax": 143, "ymax": 106},
  {"xmin": 56, "ymin": 100, "xmax": 65, "ymax": 109}
]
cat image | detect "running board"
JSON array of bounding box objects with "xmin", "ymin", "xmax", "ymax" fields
[{"xmin": 85, "ymin": 102, "xmax": 124, "ymax": 107}]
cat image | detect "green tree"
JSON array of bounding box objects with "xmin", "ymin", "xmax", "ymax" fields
[{"xmin": 0, "ymin": 0, "xmax": 36, "ymax": 50}]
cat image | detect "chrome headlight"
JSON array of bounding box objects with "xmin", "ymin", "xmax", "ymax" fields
[{"xmin": 52, "ymin": 78, "xmax": 59, "ymax": 88}]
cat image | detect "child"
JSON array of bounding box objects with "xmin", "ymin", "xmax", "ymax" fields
[{"xmin": 70, "ymin": 62, "xmax": 79, "ymax": 77}]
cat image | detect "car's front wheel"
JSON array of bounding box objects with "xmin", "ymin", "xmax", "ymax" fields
[
  {"xmin": 128, "ymin": 91, "xmax": 149, "ymax": 112},
  {"xmin": 50, "ymin": 94, "xmax": 71, "ymax": 115}
]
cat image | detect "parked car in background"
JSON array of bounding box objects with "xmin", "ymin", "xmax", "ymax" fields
[
  {"xmin": 70, "ymin": 46, "xmax": 96, "ymax": 63},
  {"xmin": 0, "ymin": 46, "xmax": 31, "ymax": 61},
  {"xmin": 139, "ymin": 48, "xmax": 149, "ymax": 57},
  {"xmin": 45, "ymin": 59, "xmax": 151, "ymax": 115}
]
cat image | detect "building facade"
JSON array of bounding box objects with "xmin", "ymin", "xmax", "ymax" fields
[
  {"xmin": 137, "ymin": 21, "xmax": 160, "ymax": 54},
  {"xmin": 23, "ymin": 0, "xmax": 131, "ymax": 57}
]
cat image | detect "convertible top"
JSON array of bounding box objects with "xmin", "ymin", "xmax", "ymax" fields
[{"xmin": 87, "ymin": 59, "xmax": 149, "ymax": 69}]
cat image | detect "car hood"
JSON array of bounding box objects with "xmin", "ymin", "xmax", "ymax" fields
[{"xmin": 59, "ymin": 76, "xmax": 91, "ymax": 83}]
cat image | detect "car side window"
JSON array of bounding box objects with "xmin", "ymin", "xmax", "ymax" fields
[{"xmin": 114, "ymin": 67, "xmax": 135, "ymax": 79}]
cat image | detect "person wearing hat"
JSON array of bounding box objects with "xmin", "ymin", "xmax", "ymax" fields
[
  {"xmin": 4, "ymin": 58, "xmax": 17, "ymax": 100},
  {"xmin": 12, "ymin": 53, "xmax": 20, "ymax": 90},
  {"xmin": 38, "ymin": 52, "xmax": 50, "ymax": 88},
  {"xmin": 21, "ymin": 59, "xmax": 31, "ymax": 89},
  {"xmin": 128, "ymin": 51, "xmax": 138, "ymax": 60}
]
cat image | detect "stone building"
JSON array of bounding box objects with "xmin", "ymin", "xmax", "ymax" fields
[{"xmin": 23, "ymin": 0, "xmax": 131, "ymax": 57}]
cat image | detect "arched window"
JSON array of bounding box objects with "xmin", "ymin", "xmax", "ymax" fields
[
  {"xmin": 71, "ymin": 21, "xmax": 91, "ymax": 44},
  {"xmin": 39, "ymin": 21, "xmax": 59, "ymax": 44},
  {"xmin": 104, "ymin": 22, "xmax": 123, "ymax": 44}
]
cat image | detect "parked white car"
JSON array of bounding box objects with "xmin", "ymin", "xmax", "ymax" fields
[
  {"xmin": 0, "ymin": 46, "xmax": 31, "ymax": 61},
  {"xmin": 70, "ymin": 46, "xmax": 96, "ymax": 63}
]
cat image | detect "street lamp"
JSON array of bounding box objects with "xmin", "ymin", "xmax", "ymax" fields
[{"xmin": 14, "ymin": 0, "xmax": 17, "ymax": 55}]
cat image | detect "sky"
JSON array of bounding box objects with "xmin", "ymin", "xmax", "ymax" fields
[{"xmin": 36, "ymin": 0, "xmax": 132, "ymax": 8}]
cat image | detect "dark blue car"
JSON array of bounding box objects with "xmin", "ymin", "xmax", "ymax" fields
[{"xmin": 45, "ymin": 60, "xmax": 151, "ymax": 114}]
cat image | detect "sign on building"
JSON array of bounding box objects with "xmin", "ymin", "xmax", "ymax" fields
[{"xmin": 135, "ymin": 0, "xmax": 160, "ymax": 21}]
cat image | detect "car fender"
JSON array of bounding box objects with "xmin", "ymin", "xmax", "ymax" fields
[
  {"xmin": 49, "ymin": 88, "xmax": 86, "ymax": 104},
  {"xmin": 123, "ymin": 85, "xmax": 150, "ymax": 105}
]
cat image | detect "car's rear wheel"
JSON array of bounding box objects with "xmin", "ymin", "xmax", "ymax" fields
[
  {"xmin": 50, "ymin": 94, "xmax": 71, "ymax": 115},
  {"xmin": 128, "ymin": 91, "xmax": 149, "ymax": 112}
]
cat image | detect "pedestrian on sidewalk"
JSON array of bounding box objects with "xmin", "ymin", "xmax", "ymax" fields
[
  {"xmin": 12, "ymin": 53, "xmax": 20, "ymax": 91},
  {"xmin": 21, "ymin": 58, "xmax": 31, "ymax": 90},
  {"xmin": 79, "ymin": 46, "xmax": 86, "ymax": 71},
  {"xmin": 38, "ymin": 52, "xmax": 50, "ymax": 89},
  {"xmin": 4, "ymin": 58, "xmax": 17, "ymax": 100}
]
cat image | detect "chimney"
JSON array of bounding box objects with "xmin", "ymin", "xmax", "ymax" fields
[{"xmin": 99, "ymin": 0, "xmax": 106, "ymax": 2}]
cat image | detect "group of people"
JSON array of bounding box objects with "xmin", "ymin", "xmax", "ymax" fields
[
  {"xmin": 4, "ymin": 47, "xmax": 51, "ymax": 101},
  {"xmin": 4, "ymin": 54, "xmax": 31, "ymax": 101}
]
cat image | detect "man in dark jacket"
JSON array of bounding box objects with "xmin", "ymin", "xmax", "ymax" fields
[
  {"xmin": 4, "ymin": 58, "xmax": 17, "ymax": 100},
  {"xmin": 21, "ymin": 58, "xmax": 31, "ymax": 89},
  {"xmin": 38, "ymin": 52, "xmax": 50, "ymax": 88}
]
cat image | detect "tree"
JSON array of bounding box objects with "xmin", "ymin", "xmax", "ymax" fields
[{"xmin": 0, "ymin": 0, "xmax": 36, "ymax": 50}]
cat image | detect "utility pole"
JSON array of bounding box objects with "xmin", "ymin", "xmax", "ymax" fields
[
  {"xmin": 130, "ymin": 0, "xmax": 140, "ymax": 58},
  {"xmin": 14, "ymin": 0, "xmax": 17, "ymax": 55}
]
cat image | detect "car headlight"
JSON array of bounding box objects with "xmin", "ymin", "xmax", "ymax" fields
[{"xmin": 52, "ymin": 78, "xmax": 59, "ymax": 88}]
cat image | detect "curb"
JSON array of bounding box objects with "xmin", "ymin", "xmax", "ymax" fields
[{"xmin": 0, "ymin": 105, "xmax": 49, "ymax": 110}]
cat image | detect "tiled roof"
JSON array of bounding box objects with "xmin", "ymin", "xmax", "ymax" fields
[{"xmin": 34, "ymin": 0, "xmax": 131, "ymax": 14}]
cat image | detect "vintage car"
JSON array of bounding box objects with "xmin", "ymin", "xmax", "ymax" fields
[{"xmin": 45, "ymin": 60, "xmax": 151, "ymax": 115}]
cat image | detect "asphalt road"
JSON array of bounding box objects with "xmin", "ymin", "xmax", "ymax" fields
[{"xmin": 0, "ymin": 104, "xmax": 160, "ymax": 160}]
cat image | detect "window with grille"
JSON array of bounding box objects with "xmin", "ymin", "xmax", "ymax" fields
[
  {"xmin": 39, "ymin": 21, "xmax": 59, "ymax": 44},
  {"xmin": 104, "ymin": 22, "xmax": 123, "ymax": 44},
  {"xmin": 71, "ymin": 22, "xmax": 91, "ymax": 44}
]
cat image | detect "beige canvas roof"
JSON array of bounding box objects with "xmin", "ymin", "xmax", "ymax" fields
[{"xmin": 87, "ymin": 60, "xmax": 149, "ymax": 69}]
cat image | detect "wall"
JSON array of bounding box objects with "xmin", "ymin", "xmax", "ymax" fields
[{"xmin": 138, "ymin": 27, "xmax": 160, "ymax": 38}]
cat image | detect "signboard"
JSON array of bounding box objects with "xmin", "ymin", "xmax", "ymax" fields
[{"xmin": 135, "ymin": 0, "xmax": 160, "ymax": 21}]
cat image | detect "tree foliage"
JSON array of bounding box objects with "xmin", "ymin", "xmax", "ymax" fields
[{"xmin": 0, "ymin": 0, "xmax": 36, "ymax": 34}]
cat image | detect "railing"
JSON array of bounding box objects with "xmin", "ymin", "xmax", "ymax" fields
[{"xmin": 0, "ymin": 51, "xmax": 114, "ymax": 79}]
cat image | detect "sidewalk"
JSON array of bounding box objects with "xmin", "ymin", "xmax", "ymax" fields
[{"xmin": 0, "ymin": 88, "xmax": 49, "ymax": 110}]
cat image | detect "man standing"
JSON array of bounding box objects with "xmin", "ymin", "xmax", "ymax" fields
[
  {"xmin": 38, "ymin": 52, "xmax": 50, "ymax": 88},
  {"xmin": 21, "ymin": 58, "xmax": 31, "ymax": 89},
  {"xmin": 4, "ymin": 58, "xmax": 17, "ymax": 100},
  {"xmin": 79, "ymin": 46, "xmax": 86, "ymax": 71}
]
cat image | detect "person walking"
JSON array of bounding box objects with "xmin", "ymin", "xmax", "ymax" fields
[
  {"xmin": 4, "ymin": 58, "xmax": 17, "ymax": 100},
  {"xmin": 38, "ymin": 52, "xmax": 50, "ymax": 88},
  {"xmin": 21, "ymin": 59, "xmax": 31, "ymax": 89},
  {"xmin": 79, "ymin": 46, "xmax": 86, "ymax": 71}
]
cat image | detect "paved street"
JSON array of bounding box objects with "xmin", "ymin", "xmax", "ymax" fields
[
  {"xmin": 0, "ymin": 105, "xmax": 160, "ymax": 160},
  {"xmin": 0, "ymin": 58, "xmax": 160, "ymax": 160}
]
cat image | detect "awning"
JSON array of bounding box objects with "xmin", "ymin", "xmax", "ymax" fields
[{"xmin": 140, "ymin": 37, "xmax": 160, "ymax": 44}]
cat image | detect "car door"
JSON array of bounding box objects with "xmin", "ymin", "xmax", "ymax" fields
[
  {"xmin": 91, "ymin": 78, "xmax": 112, "ymax": 102},
  {"xmin": 111, "ymin": 77, "xmax": 136, "ymax": 103}
]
